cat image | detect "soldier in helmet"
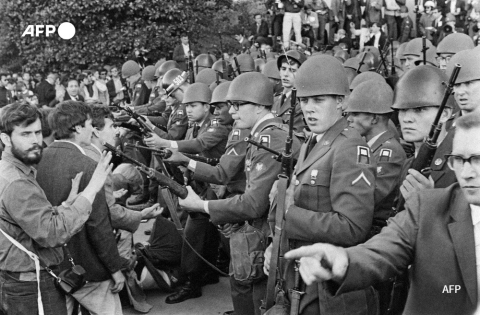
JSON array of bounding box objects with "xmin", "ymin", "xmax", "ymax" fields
[
  {"xmin": 194, "ymin": 53, "xmax": 215, "ymax": 75},
  {"xmin": 145, "ymin": 82, "xmax": 230, "ymax": 304},
  {"xmin": 231, "ymin": 54, "xmax": 256, "ymax": 75},
  {"xmin": 121, "ymin": 60, "xmax": 151, "ymax": 107},
  {"xmin": 264, "ymin": 55, "xmax": 377, "ymax": 315},
  {"xmin": 436, "ymin": 33, "xmax": 474, "ymax": 71},
  {"xmin": 272, "ymin": 50, "xmax": 307, "ymax": 135},
  {"xmin": 262, "ymin": 59, "xmax": 282, "ymax": 94},
  {"xmin": 179, "ymin": 72, "xmax": 301, "ymax": 315},
  {"xmin": 393, "ymin": 66, "xmax": 456, "ymax": 204},
  {"xmin": 402, "ymin": 37, "xmax": 435, "ymax": 71},
  {"xmin": 447, "ymin": 49, "xmax": 480, "ymax": 116},
  {"xmin": 345, "ymin": 80, "xmax": 406, "ymax": 235}
]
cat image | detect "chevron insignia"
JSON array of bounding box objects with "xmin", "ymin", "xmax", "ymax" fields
[{"xmin": 352, "ymin": 171, "xmax": 371, "ymax": 186}]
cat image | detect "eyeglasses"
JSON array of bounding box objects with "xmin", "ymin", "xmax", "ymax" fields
[
  {"xmin": 227, "ymin": 101, "xmax": 251, "ymax": 111},
  {"xmin": 435, "ymin": 56, "xmax": 452, "ymax": 63},
  {"xmin": 445, "ymin": 154, "xmax": 480, "ymax": 171}
]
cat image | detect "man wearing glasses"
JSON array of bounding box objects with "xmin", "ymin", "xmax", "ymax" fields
[
  {"xmin": 179, "ymin": 72, "xmax": 301, "ymax": 315},
  {"xmin": 284, "ymin": 111, "xmax": 480, "ymax": 315}
]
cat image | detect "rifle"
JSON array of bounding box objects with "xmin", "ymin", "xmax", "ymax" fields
[
  {"xmin": 390, "ymin": 38, "xmax": 396, "ymax": 76},
  {"xmin": 124, "ymin": 143, "xmax": 220, "ymax": 166},
  {"xmin": 421, "ymin": 36, "xmax": 429, "ymax": 65},
  {"xmin": 263, "ymin": 88, "xmax": 298, "ymax": 313},
  {"xmin": 233, "ymin": 56, "xmax": 242, "ymax": 76},
  {"xmin": 103, "ymin": 142, "xmax": 188, "ymax": 199},
  {"xmin": 395, "ymin": 64, "xmax": 461, "ymax": 212},
  {"xmin": 187, "ymin": 35, "xmax": 195, "ymax": 83},
  {"xmin": 376, "ymin": 42, "xmax": 390, "ymax": 76},
  {"xmin": 357, "ymin": 52, "xmax": 367, "ymax": 74},
  {"xmin": 113, "ymin": 103, "xmax": 154, "ymax": 136},
  {"xmin": 218, "ymin": 32, "xmax": 229, "ymax": 80}
]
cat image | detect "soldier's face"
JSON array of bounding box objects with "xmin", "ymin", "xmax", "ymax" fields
[
  {"xmin": 436, "ymin": 53, "xmax": 453, "ymax": 71},
  {"xmin": 347, "ymin": 112, "xmax": 374, "ymax": 137},
  {"xmin": 228, "ymin": 103, "xmax": 257, "ymax": 129},
  {"xmin": 213, "ymin": 103, "xmax": 234, "ymax": 125},
  {"xmin": 186, "ymin": 102, "xmax": 209, "ymax": 123},
  {"xmin": 398, "ymin": 107, "xmax": 437, "ymax": 143},
  {"xmin": 452, "ymin": 127, "xmax": 480, "ymax": 205},
  {"xmin": 279, "ymin": 61, "xmax": 298, "ymax": 89},
  {"xmin": 299, "ymin": 95, "xmax": 343, "ymax": 134},
  {"xmin": 404, "ymin": 56, "xmax": 420, "ymax": 71},
  {"xmin": 453, "ymin": 80, "xmax": 480, "ymax": 115}
]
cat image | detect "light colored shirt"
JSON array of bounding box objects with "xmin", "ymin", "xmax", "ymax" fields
[
  {"xmin": 471, "ymin": 204, "xmax": 480, "ymax": 302},
  {"xmin": 182, "ymin": 43, "xmax": 190, "ymax": 56}
]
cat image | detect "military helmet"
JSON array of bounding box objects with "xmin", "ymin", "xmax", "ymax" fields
[
  {"xmin": 345, "ymin": 80, "xmax": 393, "ymax": 114},
  {"xmin": 276, "ymin": 50, "xmax": 306, "ymax": 70},
  {"xmin": 446, "ymin": 49, "xmax": 480, "ymax": 84},
  {"xmin": 121, "ymin": 60, "xmax": 140, "ymax": 78},
  {"xmin": 154, "ymin": 60, "xmax": 165, "ymax": 69},
  {"xmin": 413, "ymin": 45, "xmax": 438, "ymax": 67},
  {"xmin": 262, "ymin": 60, "xmax": 281, "ymax": 80},
  {"xmin": 362, "ymin": 46, "xmax": 381, "ymax": 68},
  {"xmin": 437, "ymin": 33, "xmax": 474, "ymax": 55},
  {"xmin": 350, "ymin": 71, "xmax": 385, "ymax": 91},
  {"xmin": 226, "ymin": 72, "xmax": 273, "ymax": 106},
  {"xmin": 196, "ymin": 68, "xmax": 217, "ymax": 86},
  {"xmin": 232, "ymin": 54, "xmax": 256, "ymax": 73},
  {"xmin": 195, "ymin": 54, "xmax": 215, "ymax": 72},
  {"xmin": 209, "ymin": 79, "xmax": 227, "ymax": 91},
  {"xmin": 211, "ymin": 81, "xmax": 232, "ymax": 104},
  {"xmin": 392, "ymin": 65, "xmax": 455, "ymax": 109},
  {"xmin": 344, "ymin": 57, "xmax": 370, "ymax": 73},
  {"xmin": 345, "ymin": 67, "xmax": 358, "ymax": 86},
  {"xmin": 162, "ymin": 68, "xmax": 188, "ymax": 96},
  {"xmin": 141, "ymin": 65, "xmax": 156, "ymax": 81},
  {"xmin": 403, "ymin": 38, "xmax": 434, "ymax": 57},
  {"xmin": 183, "ymin": 82, "xmax": 212, "ymax": 104},
  {"xmin": 254, "ymin": 58, "xmax": 266, "ymax": 72},
  {"xmin": 295, "ymin": 55, "xmax": 349, "ymax": 98},
  {"xmin": 155, "ymin": 60, "xmax": 180, "ymax": 78},
  {"xmin": 355, "ymin": 51, "xmax": 376, "ymax": 70},
  {"xmin": 334, "ymin": 50, "xmax": 350, "ymax": 62},
  {"xmin": 396, "ymin": 42, "xmax": 408, "ymax": 60}
]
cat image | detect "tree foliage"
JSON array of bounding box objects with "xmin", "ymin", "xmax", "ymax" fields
[{"xmin": 0, "ymin": 0, "xmax": 259, "ymax": 72}]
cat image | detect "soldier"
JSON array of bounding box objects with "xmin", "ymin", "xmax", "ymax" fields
[
  {"xmin": 262, "ymin": 59, "xmax": 282, "ymax": 94},
  {"xmin": 393, "ymin": 66, "xmax": 456, "ymax": 203},
  {"xmin": 272, "ymin": 50, "xmax": 307, "ymax": 135},
  {"xmin": 447, "ymin": 48, "xmax": 480, "ymax": 116},
  {"xmin": 231, "ymin": 54, "xmax": 256, "ymax": 75},
  {"xmin": 436, "ymin": 33, "xmax": 474, "ymax": 71},
  {"xmin": 345, "ymin": 80, "xmax": 406, "ymax": 233},
  {"xmin": 121, "ymin": 60, "xmax": 150, "ymax": 107},
  {"xmin": 178, "ymin": 72, "xmax": 301, "ymax": 315},
  {"xmin": 264, "ymin": 55, "xmax": 377, "ymax": 315},
  {"xmin": 145, "ymin": 82, "xmax": 230, "ymax": 304},
  {"xmin": 402, "ymin": 37, "xmax": 435, "ymax": 71}
]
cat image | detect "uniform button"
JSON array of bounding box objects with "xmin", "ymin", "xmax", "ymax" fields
[{"xmin": 295, "ymin": 180, "xmax": 300, "ymax": 186}]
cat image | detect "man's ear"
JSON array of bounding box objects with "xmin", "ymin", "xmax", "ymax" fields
[
  {"xmin": 336, "ymin": 95, "xmax": 345, "ymax": 110},
  {"xmin": 0, "ymin": 133, "xmax": 11, "ymax": 148}
]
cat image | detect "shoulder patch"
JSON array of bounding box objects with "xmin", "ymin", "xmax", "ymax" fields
[
  {"xmin": 255, "ymin": 162, "xmax": 264, "ymax": 172},
  {"xmin": 211, "ymin": 119, "xmax": 220, "ymax": 127},
  {"xmin": 207, "ymin": 127, "xmax": 215, "ymax": 132},
  {"xmin": 177, "ymin": 110, "xmax": 184, "ymax": 116},
  {"xmin": 357, "ymin": 146, "xmax": 370, "ymax": 165},
  {"xmin": 135, "ymin": 84, "xmax": 142, "ymax": 89},
  {"xmin": 231, "ymin": 129, "xmax": 241, "ymax": 141},
  {"xmin": 226, "ymin": 148, "xmax": 239, "ymax": 156},
  {"xmin": 259, "ymin": 135, "xmax": 271, "ymax": 148},
  {"xmin": 379, "ymin": 148, "xmax": 392, "ymax": 162}
]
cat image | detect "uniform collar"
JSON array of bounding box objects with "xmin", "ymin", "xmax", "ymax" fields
[
  {"xmin": 251, "ymin": 113, "xmax": 275, "ymax": 136},
  {"xmin": 367, "ymin": 131, "xmax": 387, "ymax": 147}
]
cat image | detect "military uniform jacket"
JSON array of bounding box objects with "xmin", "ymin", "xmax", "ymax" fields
[
  {"xmin": 193, "ymin": 128, "xmax": 250, "ymax": 196},
  {"xmin": 177, "ymin": 114, "xmax": 230, "ymax": 160},
  {"xmin": 208, "ymin": 116, "xmax": 301, "ymax": 225},
  {"xmin": 153, "ymin": 103, "xmax": 188, "ymax": 141},
  {"xmin": 272, "ymin": 92, "xmax": 307, "ymax": 135},
  {"xmin": 371, "ymin": 130, "xmax": 407, "ymax": 222},
  {"xmin": 283, "ymin": 118, "xmax": 377, "ymax": 314},
  {"xmin": 430, "ymin": 129, "xmax": 456, "ymax": 188},
  {"xmin": 131, "ymin": 79, "xmax": 151, "ymax": 107}
]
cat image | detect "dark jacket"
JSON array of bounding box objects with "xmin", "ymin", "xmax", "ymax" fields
[
  {"xmin": 365, "ymin": 30, "xmax": 387, "ymax": 49},
  {"xmin": 106, "ymin": 77, "xmax": 127, "ymax": 100},
  {"xmin": 36, "ymin": 80, "xmax": 56, "ymax": 107},
  {"xmin": 0, "ymin": 86, "xmax": 9, "ymax": 108},
  {"xmin": 250, "ymin": 21, "xmax": 270, "ymax": 39},
  {"xmin": 172, "ymin": 44, "xmax": 194, "ymax": 71},
  {"xmin": 282, "ymin": 0, "xmax": 304, "ymax": 13},
  {"xmin": 63, "ymin": 93, "xmax": 85, "ymax": 102},
  {"xmin": 36, "ymin": 142, "xmax": 124, "ymax": 282}
]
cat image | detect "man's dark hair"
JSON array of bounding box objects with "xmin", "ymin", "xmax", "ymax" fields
[
  {"xmin": 39, "ymin": 107, "xmax": 54, "ymax": 138},
  {"xmin": 48, "ymin": 101, "xmax": 92, "ymax": 140},
  {"xmin": 369, "ymin": 21, "xmax": 382, "ymax": 28},
  {"xmin": 64, "ymin": 78, "xmax": 79, "ymax": 88},
  {"xmin": 180, "ymin": 33, "xmax": 188, "ymax": 38},
  {"xmin": 0, "ymin": 102, "xmax": 41, "ymax": 136},
  {"xmin": 91, "ymin": 104, "xmax": 114, "ymax": 130},
  {"xmin": 254, "ymin": 13, "xmax": 262, "ymax": 19},
  {"xmin": 78, "ymin": 73, "xmax": 89, "ymax": 83}
]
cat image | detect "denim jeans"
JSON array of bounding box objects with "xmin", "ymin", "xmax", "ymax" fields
[{"xmin": 0, "ymin": 270, "xmax": 67, "ymax": 315}]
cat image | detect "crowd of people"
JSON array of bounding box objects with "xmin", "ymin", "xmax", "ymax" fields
[{"xmin": 1, "ymin": 2, "xmax": 480, "ymax": 314}]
